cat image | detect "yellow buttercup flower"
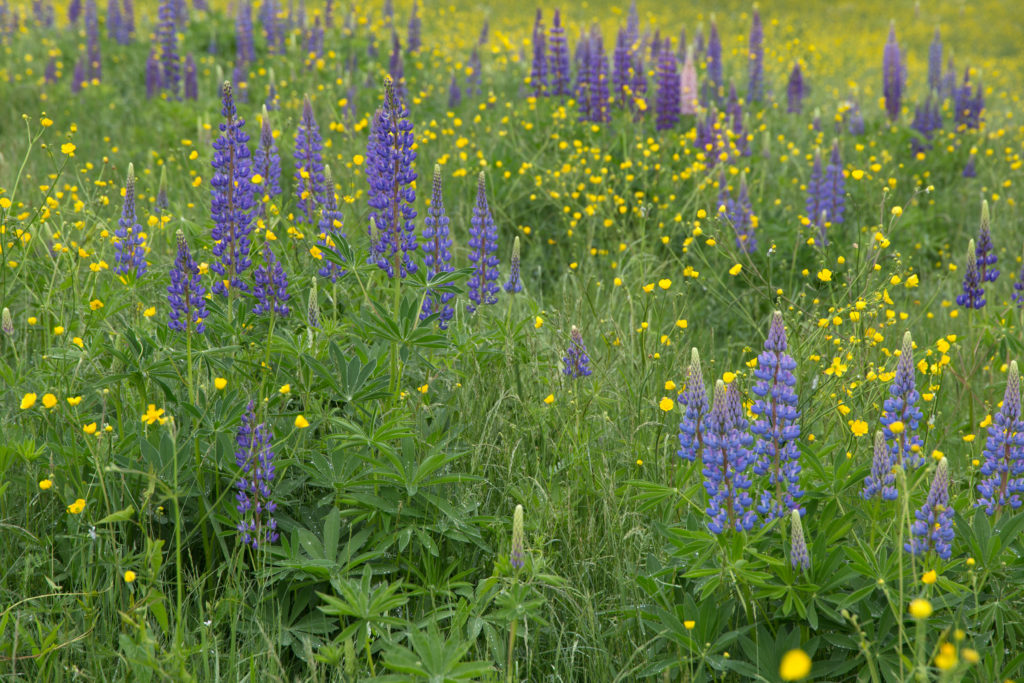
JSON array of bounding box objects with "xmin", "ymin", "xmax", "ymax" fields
[
  {"xmin": 42, "ymin": 393, "xmax": 57, "ymax": 408},
  {"xmin": 543, "ymin": 394, "xmax": 554, "ymax": 405},
  {"xmin": 141, "ymin": 404, "xmax": 166, "ymax": 425},
  {"xmin": 659, "ymin": 397, "xmax": 674, "ymax": 412},
  {"xmin": 909, "ymin": 598, "xmax": 933, "ymax": 619},
  {"xmin": 295, "ymin": 415, "xmax": 310, "ymax": 428},
  {"xmin": 123, "ymin": 570, "xmax": 137, "ymax": 583},
  {"xmin": 779, "ymin": 649, "xmax": 811, "ymax": 680},
  {"xmin": 922, "ymin": 569, "xmax": 937, "ymax": 585},
  {"xmin": 39, "ymin": 478, "xmax": 53, "ymax": 490},
  {"xmin": 21, "ymin": 393, "xmax": 38, "ymax": 410},
  {"xmin": 214, "ymin": 377, "xmax": 228, "ymax": 390},
  {"xmin": 83, "ymin": 422, "xmax": 98, "ymax": 434},
  {"xmin": 67, "ymin": 498, "xmax": 86, "ymax": 514}
]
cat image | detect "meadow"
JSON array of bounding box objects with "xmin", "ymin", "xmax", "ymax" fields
[{"xmin": 1, "ymin": 0, "xmax": 1024, "ymax": 679}]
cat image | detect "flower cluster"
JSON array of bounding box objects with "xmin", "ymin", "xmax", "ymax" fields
[
  {"xmin": 252, "ymin": 243, "xmax": 290, "ymax": 317},
  {"xmin": 235, "ymin": 401, "xmax": 279, "ymax": 549},
  {"xmin": 466, "ymin": 172, "xmax": 500, "ymax": 313},
  {"xmin": 907, "ymin": 458, "xmax": 954, "ymax": 560},
  {"xmin": 977, "ymin": 361, "xmax": 1024, "ymax": 514},
  {"xmin": 253, "ymin": 106, "xmax": 282, "ymax": 207},
  {"xmin": 167, "ymin": 230, "xmax": 208, "ymax": 334},
  {"xmin": 863, "ymin": 430, "xmax": 897, "ymax": 500},
  {"xmin": 294, "ymin": 95, "xmax": 326, "ymax": 224},
  {"xmin": 880, "ymin": 331, "xmax": 925, "ymax": 469},
  {"xmin": 421, "ymin": 164, "xmax": 455, "ymax": 328},
  {"xmin": 677, "ymin": 348, "xmax": 708, "ymax": 462},
  {"xmin": 703, "ymin": 380, "xmax": 756, "ymax": 534},
  {"xmin": 562, "ymin": 325, "xmax": 592, "ymax": 379},
  {"xmin": 316, "ymin": 166, "xmax": 346, "ymax": 283},
  {"xmin": 113, "ymin": 164, "xmax": 146, "ymax": 277}
]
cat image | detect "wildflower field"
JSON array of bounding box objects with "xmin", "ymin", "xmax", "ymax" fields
[{"xmin": 2, "ymin": 0, "xmax": 1024, "ymax": 679}]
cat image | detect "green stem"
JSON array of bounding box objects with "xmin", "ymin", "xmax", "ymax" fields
[{"xmin": 506, "ymin": 617, "xmax": 518, "ymax": 683}]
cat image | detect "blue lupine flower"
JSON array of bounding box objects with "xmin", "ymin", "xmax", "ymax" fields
[
  {"xmin": 145, "ymin": 50, "xmax": 160, "ymax": 98},
  {"xmin": 629, "ymin": 53, "xmax": 647, "ymax": 118},
  {"xmin": 210, "ymin": 81, "xmax": 257, "ymax": 296},
  {"xmin": 863, "ymin": 430, "xmax": 898, "ymax": 500},
  {"xmin": 910, "ymin": 94, "xmax": 942, "ymax": 153},
  {"xmin": 882, "ymin": 23, "xmax": 903, "ymax": 122},
  {"xmin": 612, "ymin": 28, "xmax": 629, "ymax": 105},
  {"xmin": 294, "ymin": 95, "xmax": 326, "ymax": 224},
  {"xmin": 317, "ymin": 166, "xmax": 346, "ymax": 283},
  {"xmin": 574, "ymin": 33, "xmax": 593, "ymax": 122},
  {"xmin": 547, "ymin": 9, "xmax": 571, "ymax": 97},
  {"xmin": 677, "ymin": 348, "xmax": 708, "ymax": 462},
  {"xmin": 907, "ymin": 458, "xmax": 953, "ymax": 560},
  {"xmin": 1014, "ymin": 250, "xmax": 1024, "ymax": 308},
  {"xmin": 703, "ymin": 380, "xmax": 757, "ymax": 534},
  {"xmin": 235, "ymin": 401, "xmax": 279, "ymax": 549},
  {"xmin": 705, "ymin": 18, "xmax": 722, "ymax": 100},
  {"xmin": 655, "ymin": 39, "xmax": 679, "ymax": 131},
  {"xmin": 954, "ymin": 68, "xmax": 984, "ymax": 130},
  {"xmin": 748, "ymin": 9, "xmax": 763, "ymax": 102},
  {"xmin": 880, "ymin": 331, "xmax": 925, "ymax": 469},
  {"xmin": 956, "ymin": 239, "xmax": 985, "ymax": 309},
  {"xmin": 790, "ymin": 509, "xmax": 810, "ymax": 570},
  {"xmin": 846, "ymin": 99, "xmax": 865, "ymax": 135},
  {"xmin": 84, "ymin": 0, "xmax": 100, "ymax": 80},
  {"xmin": 448, "ymin": 72, "xmax": 462, "ymax": 108},
  {"xmin": 977, "ymin": 361, "xmax": 1024, "ymax": 514},
  {"xmin": 253, "ymin": 106, "xmax": 283, "ymax": 205},
  {"xmin": 106, "ymin": 0, "xmax": 121, "ymax": 41},
  {"xmin": 562, "ymin": 325, "xmax": 592, "ymax": 379},
  {"xmin": 467, "ymin": 172, "xmax": 500, "ymax": 313},
  {"xmin": 928, "ymin": 29, "xmax": 942, "ymax": 93},
  {"xmin": 235, "ymin": 0, "xmax": 255, "ymax": 64},
  {"xmin": 167, "ymin": 230, "xmax": 208, "ymax": 334},
  {"xmin": 157, "ymin": 0, "xmax": 179, "ymax": 97},
  {"xmin": 787, "ymin": 63, "xmax": 804, "ymax": 114},
  {"xmin": 587, "ymin": 33, "xmax": 610, "ymax": 123},
  {"xmin": 808, "ymin": 141, "xmax": 846, "ymax": 243},
  {"xmin": 504, "ymin": 236, "xmax": 522, "ymax": 294},
  {"xmin": 625, "ymin": 0, "xmax": 639, "ymax": 49},
  {"xmin": 184, "ymin": 54, "xmax": 198, "ymax": 100},
  {"xmin": 510, "ymin": 504, "xmax": 525, "ymax": 569},
  {"xmin": 114, "ymin": 164, "xmax": 146, "ymax": 277},
  {"xmin": 366, "ymin": 76, "xmax": 419, "ymax": 279},
  {"xmin": 406, "ymin": 0, "xmax": 420, "ymax": 53},
  {"xmin": 975, "ymin": 200, "xmax": 998, "ymax": 285},
  {"xmin": 530, "ymin": 10, "xmax": 547, "ymax": 96},
  {"xmin": 752, "ymin": 311, "xmax": 803, "ymax": 521},
  {"xmin": 252, "ymin": 243, "xmax": 290, "ymax": 317},
  {"xmin": 727, "ymin": 85, "xmax": 750, "ymax": 156},
  {"xmin": 421, "ymin": 164, "xmax": 454, "ymax": 328}
]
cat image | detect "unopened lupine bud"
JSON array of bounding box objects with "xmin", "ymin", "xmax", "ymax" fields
[
  {"xmin": 307, "ymin": 277, "xmax": 320, "ymax": 329},
  {"xmin": 510, "ymin": 504, "xmax": 525, "ymax": 569},
  {"xmin": 1, "ymin": 307, "xmax": 13, "ymax": 336},
  {"xmin": 504, "ymin": 236, "xmax": 522, "ymax": 293},
  {"xmin": 790, "ymin": 509, "xmax": 810, "ymax": 570}
]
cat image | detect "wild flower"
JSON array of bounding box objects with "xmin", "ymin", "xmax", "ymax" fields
[
  {"xmin": 253, "ymin": 106, "xmax": 282, "ymax": 203},
  {"xmin": 863, "ymin": 430, "xmax": 898, "ymax": 500},
  {"xmin": 562, "ymin": 326, "xmax": 592, "ymax": 379},
  {"xmin": 167, "ymin": 230, "xmax": 208, "ymax": 334},
  {"xmin": 787, "ymin": 63, "xmax": 804, "ymax": 114},
  {"xmin": 547, "ymin": 10, "xmax": 570, "ymax": 97},
  {"xmin": 235, "ymin": 401, "xmax": 279, "ymax": 548},
  {"xmin": 252, "ymin": 243, "xmax": 290, "ymax": 317},
  {"xmin": 974, "ymin": 200, "xmax": 998, "ymax": 285},
  {"xmin": 157, "ymin": 0, "xmax": 179, "ymax": 97},
  {"xmin": 748, "ymin": 9, "xmax": 763, "ymax": 102},
  {"xmin": 316, "ymin": 166, "xmax": 346, "ymax": 283},
  {"xmin": 504, "ymin": 236, "xmax": 522, "ymax": 294},
  {"xmin": 655, "ymin": 40, "xmax": 679, "ymax": 130},
  {"xmin": 294, "ymin": 95, "xmax": 326, "ymax": 224},
  {"xmin": 882, "ymin": 23, "xmax": 903, "ymax": 122},
  {"xmin": 421, "ymin": 165, "xmax": 454, "ymax": 327},
  {"xmin": 881, "ymin": 332, "xmax": 925, "ymax": 469},
  {"xmin": 530, "ymin": 10, "xmax": 546, "ymax": 96},
  {"xmin": 956, "ymin": 239, "xmax": 984, "ymax": 309},
  {"xmin": 510, "ymin": 504, "xmax": 525, "ymax": 569},
  {"xmin": 976, "ymin": 361, "xmax": 1024, "ymax": 514},
  {"xmin": 679, "ymin": 47, "xmax": 698, "ymax": 116},
  {"xmin": 113, "ymin": 164, "xmax": 146, "ymax": 277},
  {"xmin": 677, "ymin": 348, "xmax": 708, "ymax": 462},
  {"xmin": 705, "ymin": 18, "xmax": 722, "ymax": 101},
  {"xmin": 703, "ymin": 380, "xmax": 757, "ymax": 533},
  {"xmin": 466, "ymin": 172, "xmax": 500, "ymax": 313},
  {"xmin": 906, "ymin": 457, "xmax": 954, "ymax": 560},
  {"xmin": 928, "ymin": 29, "xmax": 943, "ymax": 92},
  {"xmin": 406, "ymin": 0, "xmax": 420, "ymax": 53},
  {"xmin": 790, "ymin": 509, "xmax": 810, "ymax": 570}
]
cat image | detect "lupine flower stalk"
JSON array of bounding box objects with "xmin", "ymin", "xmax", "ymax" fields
[
  {"xmin": 752, "ymin": 312, "xmax": 803, "ymax": 521},
  {"xmin": 655, "ymin": 40, "xmax": 679, "ymax": 130},
  {"xmin": 562, "ymin": 325, "xmax": 592, "ymax": 379},
  {"xmin": 85, "ymin": 0, "xmax": 100, "ymax": 80},
  {"xmin": 510, "ymin": 504, "xmax": 525, "ymax": 569},
  {"xmin": 294, "ymin": 95, "xmax": 326, "ymax": 224},
  {"xmin": 210, "ymin": 82, "xmax": 257, "ymax": 296},
  {"xmin": 928, "ymin": 29, "xmax": 942, "ymax": 92},
  {"xmin": 677, "ymin": 348, "xmax": 708, "ymax": 462},
  {"xmin": 703, "ymin": 380, "xmax": 756, "ymax": 533},
  {"xmin": 316, "ymin": 166, "xmax": 346, "ymax": 283},
  {"xmin": 1, "ymin": 307, "xmax": 13, "ymax": 337},
  {"xmin": 420, "ymin": 164, "xmax": 454, "ymax": 328},
  {"xmin": 956, "ymin": 239, "xmax": 984, "ymax": 309},
  {"xmin": 748, "ymin": 9, "xmax": 763, "ymax": 102},
  {"xmin": 882, "ymin": 22, "xmax": 903, "ymax": 122},
  {"xmin": 906, "ymin": 458, "xmax": 953, "ymax": 560},
  {"xmin": 705, "ymin": 17, "xmax": 722, "ymax": 100},
  {"xmin": 977, "ymin": 361, "xmax": 1024, "ymax": 514},
  {"xmin": 253, "ymin": 106, "xmax": 283, "ymax": 205},
  {"xmin": 787, "ymin": 63, "xmax": 804, "ymax": 114},
  {"xmin": 366, "ymin": 76, "xmax": 418, "ymax": 279},
  {"xmin": 114, "ymin": 163, "xmax": 146, "ymax": 277},
  {"xmin": 183, "ymin": 54, "xmax": 198, "ymax": 99},
  {"xmin": 974, "ymin": 200, "xmax": 998, "ymax": 285},
  {"xmin": 504, "ymin": 236, "xmax": 522, "ymax": 294},
  {"xmin": 235, "ymin": 401, "xmax": 279, "ymax": 548},
  {"xmin": 145, "ymin": 50, "xmax": 160, "ymax": 98},
  {"xmin": 547, "ymin": 10, "xmax": 570, "ymax": 97},
  {"xmin": 790, "ymin": 509, "xmax": 810, "ymax": 570},
  {"xmin": 863, "ymin": 429, "xmax": 898, "ymax": 500},
  {"xmin": 679, "ymin": 47, "xmax": 698, "ymax": 116},
  {"xmin": 466, "ymin": 172, "xmax": 500, "ymax": 313},
  {"xmin": 880, "ymin": 331, "xmax": 925, "ymax": 471},
  {"xmin": 167, "ymin": 230, "xmax": 208, "ymax": 333},
  {"xmin": 157, "ymin": 0, "xmax": 179, "ymax": 97},
  {"xmin": 530, "ymin": 10, "xmax": 547, "ymax": 96},
  {"xmin": 252, "ymin": 243, "xmax": 290, "ymax": 317},
  {"xmin": 406, "ymin": 0, "xmax": 420, "ymax": 53}
]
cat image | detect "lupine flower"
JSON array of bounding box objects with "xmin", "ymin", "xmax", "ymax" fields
[
  {"xmin": 562, "ymin": 325, "xmax": 592, "ymax": 379},
  {"xmin": 629, "ymin": 53, "xmax": 648, "ymax": 117},
  {"xmin": 84, "ymin": 0, "xmax": 100, "ymax": 80},
  {"xmin": 974, "ymin": 200, "xmax": 998, "ymax": 285},
  {"xmin": 504, "ymin": 236, "xmax": 522, "ymax": 294},
  {"xmin": 790, "ymin": 509, "xmax": 810, "ymax": 570},
  {"xmin": 732, "ymin": 174, "xmax": 756, "ymax": 252},
  {"xmin": 752, "ymin": 312, "xmax": 803, "ymax": 521},
  {"xmin": 954, "ymin": 68, "xmax": 984, "ymax": 129},
  {"xmin": 420, "ymin": 164, "xmax": 454, "ymax": 328},
  {"xmin": 547, "ymin": 9, "xmax": 571, "ymax": 97},
  {"xmin": 956, "ymin": 239, "xmax": 984, "ymax": 309},
  {"xmin": 928, "ymin": 29, "xmax": 942, "ymax": 93},
  {"xmin": 625, "ymin": 0, "xmax": 639, "ymax": 49},
  {"xmin": 530, "ymin": 10, "xmax": 547, "ymax": 96},
  {"xmin": 366, "ymin": 76, "xmax": 418, "ymax": 279},
  {"xmin": 167, "ymin": 230, "xmax": 208, "ymax": 333},
  {"xmin": 846, "ymin": 99, "xmax": 865, "ymax": 135},
  {"xmin": 478, "ymin": 20, "xmax": 488, "ymax": 44},
  {"xmin": 727, "ymin": 85, "xmax": 749, "ymax": 156},
  {"xmin": 448, "ymin": 72, "xmax": 462, "ymax": 108},
  {"xmin": 863, "ymin": 430, "xmax": 898, "ymax": 500},
  {"xmin": 253, "ymin": 106, "xmax": 283, "ymax": 206},
  {"xmin": 612, "ymin": 28, "xmax": 629, "ymax": 105},
  {"xmin": 157, "ymin": 0, "xmax": 179, "ymax": 97},
  {"xmin": 655, "ymin": 40, "xmax": 679, "ymax": 131},
  {"xmin": 1014, "ymin": 246, "xmax": 1024, "ymax": 308},
  {"xmin": 907, "ymin": 457, "xmax": 953, "ymax": 560},
  {"xmin": 705, "ymin": 18, "xmax": 722, "ymax": 100},
  {"xmin": 962, "ymin": 156, "xmax": 977, "ymax": 178},
  {"xmin": 882, "ymin": 23, "xmax": 903, "ymax": 122},
  {"xmin": 252, "ymin": 243, "xmax": 290, "ymax": 317},
  {"xmin": 113, "ymin": 163, "xmax": 146, "ymax": 277},
  {"xmin": 677, "ymin": 348, "xmax": 708, "ymax": 462},
  {"xmin": 235, "ymin": 401, "xmax": 279, "ymax": 549},
  {"xmin": 2, "ymin": 307, "xmax": 14, "ymax": 336},
  {"xmin": 316, "ymin": 166, "xmax": 346, "ymax": 283},
  {"xmin": 145, "ymin": 50, "xmax": 160, "ymax": 98},
  {"xmin": 510, "ymin": 504, "xmax": 525, "ymax": 569},
  {"xmin": 307, "ymin": 277, "xmax": 320, "ymax": 329},
  {"xmin": 467, "ymin": 172, "xmax": 500, "ymax": 313},
  {"xmin": 183, "ymin": 54, "xmax": 198, "ymax": 100},
  {"xmin": 977, "ymin": 361, "xmax": 1024, "ymax": 514},
  {"xmin": 466, "ymin": 47, "xmax": 481, "ymax": 95},
  {"xmin": 68, "ymin": 0, "xmax": 80, "ymax": 24},
  {"xmin": 294, "ymin": 95, "xmax": 326, "ymax": 224},
  {"xmin": 587, "ymin": 33, "xmax": 610, "ymax": 123},
  {"xmin": 210, "ymin": 81, "xmax": 257, "ymax": 296},
  {"xmin": 155, "ymin": 166, "xmax": 169, "ymax": 214},
  {"xmin": 120, "ymin": 0, "xmax": 134, "ymax": 43},
  {"xmin": 748, "ymin": 9, "xmax": 763, "ymax": 102},
  {"xmin": 703, "ymin": 380, "xmax": 757, "ymax": 533},
  {"xmin": 406, "ymin": 0, "xmax": 420, "ymax": 53},
  {"xmin": 106, "ymin": 0, "xmax": 121, "ymax": 40},
  {"xmin": 574, "ymin": 34, "xmax": 592, "ymax": 121},
  {"xmin": 679, "ymin": 47, "xmax": 698, "ymax": 116},
  {"xmin": 910, "ymin": 94, "xmax": 942, "ymax": 153},
  {"xmin": 235, "ymin": 0, "xmax": 255, "ymax": 64},
  {"xmin": 786, "ymin": 63, "xmax": 804, "ymax": 114},
  {"xmin": 880, "ymin": 331, "xmax": 925, "ymax": 470}
]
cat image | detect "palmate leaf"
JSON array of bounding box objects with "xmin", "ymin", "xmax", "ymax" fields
[{"xmin": 378, "ymin": 623, "xmax": 493, "ymax": 682}]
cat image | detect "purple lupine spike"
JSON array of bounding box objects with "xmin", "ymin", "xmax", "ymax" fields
[
  {"xmin": 406, "ymin": 0, "xmax": 420, "ymax": 53},
  {"xmin": 84, "ymin": 0, "xmax": 100, "ymax": 80},
  {"xmin": 120, "ymin": 0, "xmax": 133, "ymax": 42},
  {"xmin": 612, "ymin": 27, "xmax": 630, "ymax": 105},
  {"xmin": 1014, "ymin": 247, "xmax": 1024, "ymax": 308},
  {"xmin": 504, "ymin": 236, "xmax": 522, "ymax": 294},
  {"xmin": 975, "ymin": 200, "xmax": 998, "ymax": 285},
  {"xmin": 910, "ymin": 95, "xmax": 939, "ymax": 153},
  {"xmin": 210, "ymin": 81, "xmax": 257, "ymax": 296},
  {"xmin": 366, "ymin": 76, "xmax": 418, "ymax": 279},
  {"xmin": 882, "ymin": 22, "xmax": 902, "ymax": 122},
  {"xmin": 294, "ymin": 95, "xmax": 326, "ymax": 224},
  {"xmin": 316, "ymin": 166, "xmax": 346, "ymax": 283},
  {"xmin": 630, "ymin": 53, "xmax": 647, "ymax": 117},
  {"xmin": 815, "ymin": 140, "xmax": 845, "ymax": 244},
  {"xmin": 625, "ymin": 0, "xmax": 638, "ymax": 50},
  {"xmin": 748, "ymin": 9, "xmax": 763, "ymax": 102},
  {"xmin": 941, "ymin": 56, "xmax": 956, "ymax": 99},
  {"xmin": 790, "ymin": 509, "xmax": 811, "ymax": 570},
  {"xmin": 954, "ymin": 68, "xmax": 984, "ymax": 129},
  {"xmin": 253, "ymin": 106, "xmax": 282, "ymax": 206},
  {"xmin": 155, "ymin": 167, "xmax": 169, "ymax": 215},
  {"xmin": 234, "ymin": 401, "xmax": 279, "ymax": 549},
  {"xmin": 928, "ymin": 28, "xmax": 942, "ymax": 93},
  {"xmin": 655, "ymin": 39, "xmax": 679, "ymax": 130},
  {"xmin": 694, "ymin": 24, "xmax": 704, "ymax": 56},
  {"xmin": 548, "ymin": 9, "xmax": 570, "ymax": 97},
  {"xmin": 562, "ymin": 325, "xmax": 592, "ymax": 379},
  {"xmin": 466, "ymin": 172, "xmax": 500, "ymax": 313},
  {"xmin": 145, "ymin": 49, "xmax": 160, "ymax": 98},
  {"xmin": 727, "ymin": 84, "xmax": 749, "ymax": 156},
  {"xmin": 114, "ymin": 164, "xmax": 146, "ymax": 277},
  {"xmin": 448, "ymin": 72, "xmax": 461, "ymax": 108},
  {"xmin": 478, "ymin": 19, "xmax": 488, "ymax": 45},
  {"xmin": 45, "ymin": 57, "xmax": 57, "ymax": 83},
  {"xmin": 806, "ymin": 148, "xmax": 823, "ymax": 227},
  {"xmin": 305, "ymin": 18, "xmax": 324, "ymax": 64},
  {"xmin": 731, "ymin": 174, "xmax": 755, "ymax": 252},
  {"xmin": 752, "ymin": 312, "xmax": 803, "ymax": 522},
  {"xmin": 183, "ymin": 54, "xmax": 197, "ymax": 99},
  {"xmin": 977, "ymin": 361, "xmax": 1024, "ymax": 514},
  {"xmin": 530, "ymin": 10, "xmax": 547, "ymax": 96},
  {"xmin": 71, "ymin": 58, "xmax": 85, "ymax": 94},
  {"xmin": 420, "ymin": 164, "xmax": 454, "ymax": 328},
  {"xmin": 235, "ymin": 0, "xmax": 255, "ymax": 64},
  {"xmin": 157, "ymin": 0, "xmax": 180, "ymax": 97},
  {"xmin": 963, "ymin": 156, "xmax": 977, "ymax": 178},
  {"xmin": 703, "ymin": 380, "xmax": 757, "ymax": 533},
  {"xmin": 193, "ymin": 0, "xmax": 207, "ymax": 11},
  {"xmin": 787, "ymin": 63, "xmax": 804, "ymax": 114},
  {"xmin": 863, "ymin": 430, "xmax": 898, "ymax": 500},
  {"xmin": 68, "ymin": 0, "xmax": 81, "ymax": 24},
  {"xmin": 649, "ymin": 28, "xmax": 660, "ymax": 62},
  {"xmin": 705, "ymin": 17, "xmax": 722, "ymax": 100},
  {"xmin": 881, "ymin": 331, "xmax": 925, "ymax": 469},
  {"xmin": 261, "ymin": 0, "xmax": 279, "ymax": 53},
  {"xmin": 252, "ymin": 243, "xmax": 290, "ymax": 317},
  {"xmin": 574, "ymin": 32, "xmax": 592, "ymax": 121},
  {"xmin": 389, "ymin": 29, "xmax": 405, "ymax": 96},
  {"xmin": 323, "ymin": 0, "xmax": 332, "ymax": 29},
  {"xmin": 168, "ymin": 230, "xmax": 208, "ymax": 333},
  {"xmin": 170, "ymin": 0, "xmax": 186, "ymax": 28},
  {"xmin": 588, "ymin": 33, "xmax": 610, "ymax": 123},
  {"xmin": 106, "ymin": 0, "xmax": 121, "ymax": 40},
  {"xmin": 677, "ymin": 27, "xmax": 686, "ymax": 59},
  {"xmin": 679, "ymin": 47, "xmax": 698, "ymax": 116},
  {"xmin": 678, "ymin": 348, "xmax": 709, "ymax": 462},
  {"xmin": 233, "ymin": 61, "xmax": 249, "ymax": 101},
  {"xmin": 957, "ymin": 239, "xmax": 984, "ymax": 308},
  {"xmin": 906, "ymin": 458, "xmax": 953, "ymax": 559},
  {"xmin": 846, "ymin": 99, "xmax": 865, "ymax": 135}
]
